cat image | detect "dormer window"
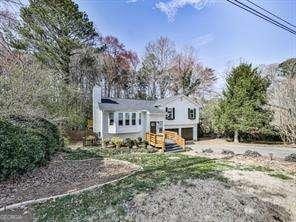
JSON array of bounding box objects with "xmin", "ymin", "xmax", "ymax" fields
[
  {"xmin": 166, "ymin": 107, "xmax": 175, "ymax": 120},
  {"xmin": 188, "ymin": 108, "xmax": 196, "ymax": 120}
]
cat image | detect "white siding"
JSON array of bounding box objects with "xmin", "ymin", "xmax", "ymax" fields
[{"xmin": 158, "ymin": 95, "xmax": 200, "ymax": 140}]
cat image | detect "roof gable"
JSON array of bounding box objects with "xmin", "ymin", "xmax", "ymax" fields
[
  {"xmin": 155, "ymin": 95, "xmax": 200, "ymax": 107},
  {"xmin": 98, "ymin": 97, "xmax": 163, "ymax": 113}
]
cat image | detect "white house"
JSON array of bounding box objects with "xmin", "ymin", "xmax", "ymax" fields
[{"xmin": 93, "ymin": 85, "xmax": 200, "ymax": 141}]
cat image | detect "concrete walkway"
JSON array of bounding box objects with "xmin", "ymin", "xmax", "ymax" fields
[{"xmin": 189, "ymin": 139, "xmax": 296, "ymax": 158}]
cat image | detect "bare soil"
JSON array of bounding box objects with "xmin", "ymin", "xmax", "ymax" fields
[
  {"xmin": 0, "ymin": 154, "xmax": 138, "ymax": 209},
  {"xmin": 224, "ymin": 170, "xmax": 296, "ymax": 221},
  {"xmin": 125, "ymin": 178, "xmax": 291, "ymax": 222},
  {"xmin": 186, "ymin": 150, "xmax": 296, "ymax": 174}
]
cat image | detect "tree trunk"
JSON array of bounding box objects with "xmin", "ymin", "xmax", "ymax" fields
[{"xmin": 234, "ymin": 130, "xmax": 239, "ymax": 143}]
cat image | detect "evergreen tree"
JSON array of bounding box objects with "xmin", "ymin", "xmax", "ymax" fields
[
  {"xmin": 12, "ymin": 0, "xmax": 99, "ymax": 83},
  {"xmin": 214, "ymin": 63, "xmax": 272, "ymax": 142}
]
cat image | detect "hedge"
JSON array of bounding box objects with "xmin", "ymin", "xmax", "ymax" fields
[{"xmin": 0, "ymin": 116, "xmax": 63, "ymax": 181}]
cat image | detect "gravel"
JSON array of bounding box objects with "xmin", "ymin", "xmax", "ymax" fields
[
  {"xmin": 0, "ymin": 154, "xmax": 138, "ymax": 208},
  {"xmin": 125, "ymin": 179, "xmax": 290, "ymax": 222}
]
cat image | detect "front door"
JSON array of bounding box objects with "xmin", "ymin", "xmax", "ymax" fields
[{"xmin": 150, "ymin": 121, "xmax": 156, "ymax": 134}]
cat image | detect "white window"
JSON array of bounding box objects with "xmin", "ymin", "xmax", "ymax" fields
[
  {"xmin": 125, "ymin": 113, "xmax": 130, "ymax": 125},
  {"xmin": 132, "ymin": 113, "xmax": 136, "ymax": 125},
  {"xmin": 118, "ymin": 113, "xmax": 123, "ymax": 126},
  {"xmin": 139, "ymin": 113, "xmax": 142, "ymax": 125},
  {"xmin": 166, "ymin": 107, "xmax": 175, "ymax": 120},
  {"xmin": 109, "ymin": 112, "xmax": 114, "ymax": 125}
]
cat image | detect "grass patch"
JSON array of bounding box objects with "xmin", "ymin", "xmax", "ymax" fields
[
  {"xmin": 231, "ymin": 164, "xmax": 275, "ymax": 173},
  {"xmin": 33, "ymin": 152, "xmax": 224, "ymax": 221},
  {"xmin": 268, "ymin": 173, "xmax": 292, "ymax": 180},
  {"xmin": 62, "ymin": 146, "xmax": 151, "ymax": 160}
]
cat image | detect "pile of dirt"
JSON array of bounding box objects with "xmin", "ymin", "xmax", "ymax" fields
[
  {"xmin": 125, "ymin": 179, "xmax": 290, "ymax": 222},
  {"xmin": 285, "ymin": 153, "xmax": 296, "ymax": 162},
  {"xmin": 244, "ymin": 150, "xmax": 262, "ymax": 157},
  {"xmin": 202, "ymin": 148, "xmax": 213, "ymax": 153},
  {"xmin": 221, "ymin": 149, "xmax": 235, "ymax": 155},
  {"xmin": 0, "ymin": 155, "xmax": 138, "ymax": 208}
]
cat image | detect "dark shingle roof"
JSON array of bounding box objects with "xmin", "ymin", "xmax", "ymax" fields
[{"xmin": 99, "ymin": 98, "xmax": 163, "ymax": 113}]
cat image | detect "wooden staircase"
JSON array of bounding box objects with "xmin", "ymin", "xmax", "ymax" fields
[
  {"xmin": 145, "ymin": 131, "xmax": 186, "ymax": 152},
  {"xmin": 165, "ymin": 140, "xmax": 183, "ymax": 152}
]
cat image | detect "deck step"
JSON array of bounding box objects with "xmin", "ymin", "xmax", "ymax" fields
[{"xmin": 165, "ymin": 142, "xmax": 183, "ymax": 152}]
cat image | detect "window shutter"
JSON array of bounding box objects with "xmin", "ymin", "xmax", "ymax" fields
[
  {"xmin": 193, "ymin": 108, "xmax": 196, "ymax": 119},
  {"xmin": 188, "ymin": 108, "xmax": 190, "ymax": 119},
  {"xmin": 165, "ymin": 107, "xmax": 168, "ymax": 120},
  {"xmin": 172, "ymin": 108, "xmax": 175, "ymax": 119}
]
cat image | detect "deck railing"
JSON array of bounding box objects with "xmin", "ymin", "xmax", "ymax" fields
[
  {"xmin": 145, "ymin": 130, "xmax": 186, "ymax": 150},
  {"xmin": 145, "ymin": 133, "xmax": 165, "ymax": 150}
]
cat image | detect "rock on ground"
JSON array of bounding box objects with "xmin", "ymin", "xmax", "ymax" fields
[{"xmin": 125, "ymin": 179, "xmax": 290, "ymax": 222}]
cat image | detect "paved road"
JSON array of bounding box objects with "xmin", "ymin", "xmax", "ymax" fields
[{"xmin": 189, "ymin": 139, "xmax": 296, "ymax": 158}]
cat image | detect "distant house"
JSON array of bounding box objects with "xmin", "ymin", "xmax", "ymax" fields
[{"xmin": 93, "ymin": 85, "xmax": 200, "ymax": 141}]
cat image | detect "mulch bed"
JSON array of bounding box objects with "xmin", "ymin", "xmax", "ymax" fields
[{"xmin": 0, "ymin": 154, "xmax": 138, "ymax": 209}]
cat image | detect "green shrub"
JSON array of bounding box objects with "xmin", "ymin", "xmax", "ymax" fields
[
  {"xmin": 110, "ymin": 137, "xmax": 124, "ymax": 148},
  {"xmin": 125, "ymin": 138, "xmax": 134, "ymax": 148},
  {"xmin": 0, "ymin": 116, "xmax": 62, "ymax": 180},
  {"xmin": 137, "ymin": 137, "xmax": 143, "ymax": 143}
]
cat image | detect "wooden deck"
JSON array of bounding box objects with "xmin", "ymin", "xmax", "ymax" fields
[{"xmin": 145, "ymin": 131, "xmax": 186, "ymax": 151}]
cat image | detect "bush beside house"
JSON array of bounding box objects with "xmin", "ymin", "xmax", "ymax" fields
[{"xmin": 0, "ymin": 116, "xmax": 63, "ymax": 181}]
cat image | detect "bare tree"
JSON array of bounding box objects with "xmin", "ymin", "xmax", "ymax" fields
[
  {"xmin": 100, "ymin": 36, "xmax": 138, "ymax": 98},
  {"xmin": 268, "ymin": 59, "xmax": 296, "ymax": 144},
  {"xmin": 0, "ymin": 0, "xmax": 21, "ymax": 57},
  {"xmin": 170, "ymin": 47, "xmax": 216, "ymax": 99},
  {"xmin": 140, "ymin": 36, "xmax": 176, "ymax": 99}
]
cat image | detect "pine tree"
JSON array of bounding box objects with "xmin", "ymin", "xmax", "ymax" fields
[
  {"xmin": 12, "ymin": 0, "xmax": 99, "ymax": 83},
  {"xmin": 215, "ymin": 63, "xmax": 272, "ymax": 142}
]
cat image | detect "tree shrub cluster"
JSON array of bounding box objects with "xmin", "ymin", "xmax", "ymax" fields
[{"xmin": 0, "ymin": 116, "xmax": 63, "ymax": 180}]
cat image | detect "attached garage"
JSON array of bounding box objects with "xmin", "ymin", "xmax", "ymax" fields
[
  {"xmin": 181, "ymin": 127, "xmax": 193, "ymax": 141},
  {"xmin": 165, "ymin": 128, "xmax": 179, "ymax": 134}
]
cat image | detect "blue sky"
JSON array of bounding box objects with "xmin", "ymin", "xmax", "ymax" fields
[{"xmin": 75, "ymin": 0, "xmax": 295, "ymax": 84}]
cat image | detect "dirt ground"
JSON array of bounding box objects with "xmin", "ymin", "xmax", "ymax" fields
[
  {"xmin": 126, "ymin": 178, "xmax": 291, "ymax": 222},
  {"xmin": 125, "ymin": 150, "xmax": 296, "ymax": 222},
  {"xmin": 186, "ymin": 150, "xmax": 296, "ymax": 174},
  {"xmin": 189, "ymin": 138, "xmax": 296, "ymax": 159},
  {"xmin": 224, "ymin": 170, "xmax": 296, "ymax": 221},
  {"xmin": 0, "ymin": 154, "xmax": 138, "ymax": 209}
]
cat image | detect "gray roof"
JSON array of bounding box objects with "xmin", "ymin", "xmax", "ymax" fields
[{"xmin": 99, "ymin": 98, "xmax": 163, "ymax": 113}]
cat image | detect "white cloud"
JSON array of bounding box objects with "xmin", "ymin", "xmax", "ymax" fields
[
  {"xmin": 126, "ymin": 0, "xmax": 140, "ymax": 3},
  {"xmin": 193, "ymin": 33, "xmax": 214, "ymax": 46},
  {"xmin": 155, "ymin": 0, "xmax": 210, "ymax": 21}
]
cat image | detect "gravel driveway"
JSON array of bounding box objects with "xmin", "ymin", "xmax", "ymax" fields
[{"xmin": 190, "ymin": 139, "xmax": 296, "ymax": 158}]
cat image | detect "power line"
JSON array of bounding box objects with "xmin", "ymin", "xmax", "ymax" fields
[
  {"xmin": 225, "ymin": 0, "xmax": 296, "ymax": 36},
  {"xmin": 228, "ymin": 0, "xmax": 296, "ymax": 35},
  {"xmin": 246, "ymin": 0, "xmax": 296, "ymax": 29}
]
